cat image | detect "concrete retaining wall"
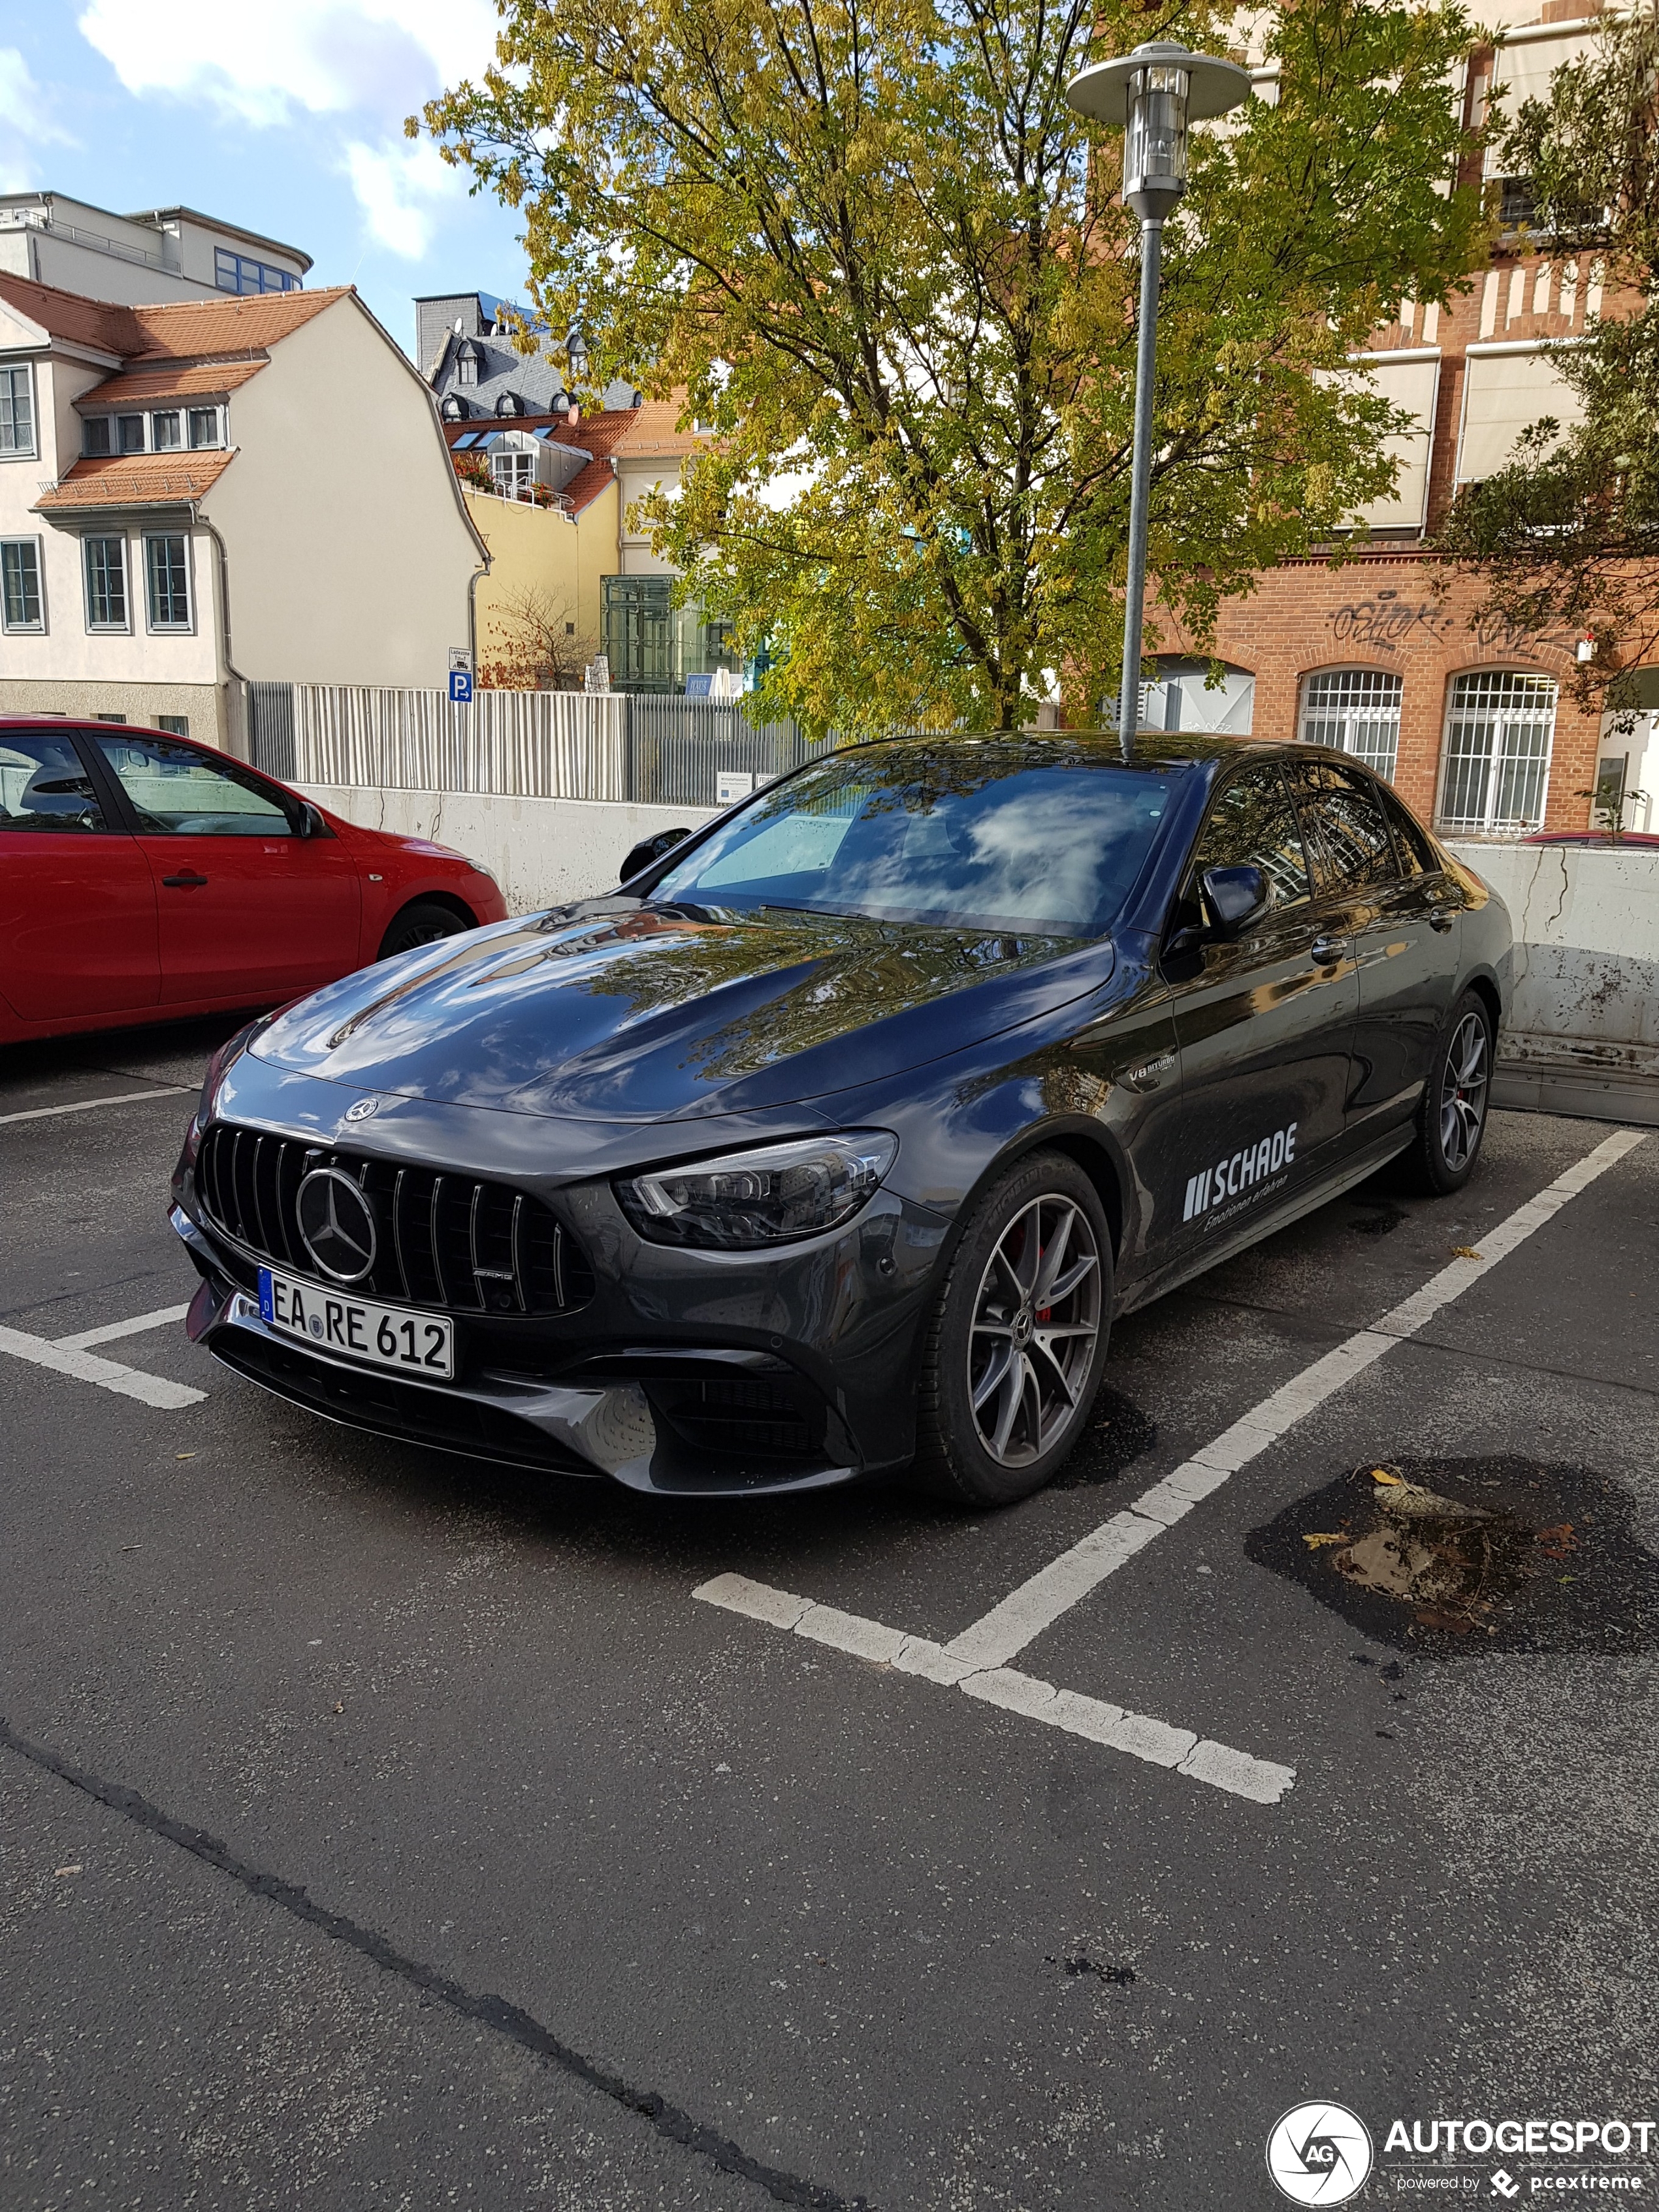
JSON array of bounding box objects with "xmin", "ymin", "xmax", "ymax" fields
[
  {"xmin": 1449, "ymin": 841, "xmax": 1659, "ymax": 1127},
  {"xmin": 300, "ymin": 784, "xmax": 718, "ymax": 915}
]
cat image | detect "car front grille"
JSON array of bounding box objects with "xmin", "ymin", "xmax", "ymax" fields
[{"xmin": 197, "ymin": 1121, "xmax": 594, "ymax": 1318}]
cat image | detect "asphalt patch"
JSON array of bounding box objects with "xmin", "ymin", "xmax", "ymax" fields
[
  {"xmin": 1050, "ymin": 1385, "xmax": 1158, "ymax": 1489},
  {"xmin": 1245, "ymin": 1454, "xmax": 1659, "ymax": 1655}
]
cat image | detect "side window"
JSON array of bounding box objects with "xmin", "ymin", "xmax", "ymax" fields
[
  {"xmin": 0, "ymin": 732, "xmax": 111, "ymax": 833},
  {"xmin": 91, "ymin": 734, "xmax": 295, "ymax": 837},
  {"xmin": 1187, "ymin": 761, "xmax": 1313, "ymax": 914},
  {"xmin": 1376, "ymin": 784, "xmax": 1439, "ymax": 877},
  {"xmin": 1291, "ymin": 761, "xmax": 1397, "ymax": 893}
]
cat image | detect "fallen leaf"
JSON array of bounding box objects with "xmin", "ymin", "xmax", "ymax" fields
[
  {"xmin": 54, "ymin": 1865, "xmax": 83, "ymax": 1878},
  {"xmin": 1370, "ymin": 1469, "xmax": 1404, "ymax": 1486},
  {"xmin": 175, "ymin": 1452, "xmax": 195, "ymax": 1460},
  {"xmin": 1451, "ymin": 1245, "xmax": 1483, "ymax": 1261},
  {"xmin": 1302, "ymin": 1532, "xmax": 1350, "ymax": 1549},
  {"xmin": 332, "ymin": 1701, "xmax": 345, "ymax": 1715}
]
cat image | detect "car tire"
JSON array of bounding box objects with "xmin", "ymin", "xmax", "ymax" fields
[
  {"xmin": 911, "ymin": 1149, "xmax": 1114, "ymax": 1509},
  {"xmin": 378, "ymin": 900, "xmax": 470, "ymax": 961},
  {"xmin": 1404, "ymin": 987, "xmax": 1494, "ymax": 1196}
]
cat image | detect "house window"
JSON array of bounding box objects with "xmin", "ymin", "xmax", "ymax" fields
[
  {"xmin": 1438, "ymin": 671, "xmax": 1558, "ymax": 834},
  {"xmin": 495, "ymin": 391, "xmax": 524, "ymax": 416},
  {"xmin": 214, "ymin": 248, "xmax": 300, "ymax": 295},
  {"xmin": 441, "ymin": 394, "xmax": 467, "ymax": 420},
  {"xmin": 1300, "ymin": 669, "xmax": 1404, "ymax": 781},
  {"xmin": 188, "ymin": 408, "xmax": 222, "ymax": 449},
  {"xmin": 1, "ymin": 538, "xmax": 45, "ymax": 632},
  {"xmin": 153, "ymin": 411, "xmax": 183, "ymax": 450},
  {"xmin": 491, "ymin": 449, "xmax": 538, "ymax": 499},
  {"xmin": 457, "ymin": 344, "xmax": 479, "ymax": 387},
  {"xmin": 145, "ymin": 534, "xmax": 191, "ymax": 630},
  {"xmin": 84, "ymin": 536, "xmax": 129, "ymax": 631},
  {"xmin": 83, "ymin": 417, "xmax": 112, "ymax": 456},
  {"xmin": 157, "ymin": 715, "xmax": 190, "ymax": 736},
  {"xmin": 1, "ymin": 364, "xmax": 37, "ymax": 457},
  {"xmin": 118, "ymin": 414, "xmax": 146, "ymax": 454}
]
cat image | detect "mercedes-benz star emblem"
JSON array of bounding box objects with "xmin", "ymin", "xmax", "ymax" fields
[
  {"xmin": 344, "ymin": 1097, "xmax": 381, "ymax": 1123},
  {"xmin": 295, "ymin": 1168, "xmax": 379, "ymax": 1284}
]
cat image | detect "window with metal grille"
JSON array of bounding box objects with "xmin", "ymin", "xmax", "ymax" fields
[
  {"xmin": 1300, "ymin": 669, "xmax": 1404, "ymax": 781},
  {"xmin": 1438, "ymin": 671, "xmax": 1558, "ymax": 834}
]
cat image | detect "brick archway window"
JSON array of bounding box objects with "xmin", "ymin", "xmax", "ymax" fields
[
  {"xmin": 1300, "ymin": 668, "xmax": 1403, "ymax": 781},
  {"xmin": 1438, "ymin": 671, "xmax": 1558, "ymax": 835}
]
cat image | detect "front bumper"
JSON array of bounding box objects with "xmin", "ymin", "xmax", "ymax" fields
[{"xmin": 171, "ymin": 1138, "xmax": 950, "ymax": 1496}]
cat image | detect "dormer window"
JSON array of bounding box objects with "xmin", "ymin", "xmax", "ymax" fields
[
  {"xmin": 495, "ymin": 391, "xmax": 524, "ymax": 417},
  {"xmin": 83, "ymin": 417, "xmax": 113, "ymax": 457},
  {"xmin": 441, "ymin": 393, "xmax": 468, "ymax": 421},
  {"xmin": 457, "ymin": 342, "xmax": 479, "ymax": 387}
]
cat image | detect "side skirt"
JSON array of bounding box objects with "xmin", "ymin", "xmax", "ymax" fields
[{"xmin": 1113, "ymin": 1128, "xmax": 1415, "ymax": 1319}]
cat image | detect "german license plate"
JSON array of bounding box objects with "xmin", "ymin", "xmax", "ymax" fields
[{"xmin": 257, "ymin": 1265, "xmax": 454, "ymax": 1381}]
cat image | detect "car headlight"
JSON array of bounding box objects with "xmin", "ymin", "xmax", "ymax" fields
[{"xmin": 615, "ymin": 1132, "xmax": 898, "ymax": 1249}]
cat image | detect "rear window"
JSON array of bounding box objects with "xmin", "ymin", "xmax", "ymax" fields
[{"xmin": 652, "ymin": 743, "xmax": 1174, "ymax": 937}]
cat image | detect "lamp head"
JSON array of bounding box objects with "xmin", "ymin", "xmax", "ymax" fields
[{"xmin": 1067, "ymin": 40, "xmax": 1251, "ymax": 220}]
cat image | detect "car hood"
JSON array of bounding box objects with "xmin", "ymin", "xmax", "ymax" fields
[{"xmin": 251, "ymin": 903, "xmax": 1112, "ymax": 1121}]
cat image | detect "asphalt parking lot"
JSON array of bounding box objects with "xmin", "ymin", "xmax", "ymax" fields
[{"xmin": 3, "ymin": 1016, "xmax": 1656, "ymax": 2211}]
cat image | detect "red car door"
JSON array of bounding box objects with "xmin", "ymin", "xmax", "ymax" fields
[
  {"xmin": 0, "ymin": 726, "xmax": 159, "ymax": 1021},
  {"xmin": 89, "ymin": 732, "xmax": 361, "ymax": 1006}
]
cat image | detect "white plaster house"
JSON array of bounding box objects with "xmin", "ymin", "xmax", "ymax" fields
[
  {"xmin": 0, "ymin": 191, "xmax": 311, "ymax": 308},
  {"xmin": 0, "ymin": 274, "xmax": 487, "ymax": 750}
]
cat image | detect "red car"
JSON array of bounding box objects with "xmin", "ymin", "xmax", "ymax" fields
[{"xmin": 0, "ymin": 717, "xmax": 507, "ymax": 1044}]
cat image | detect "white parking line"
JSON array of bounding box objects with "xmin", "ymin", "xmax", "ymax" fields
[
  {"xmin": 694, "ymin": 1573, "xmax": 1295, "ymax": 1804},
  {"xmin": 0, "ymin": 1087, "xmax": 191, "ymax": 1127},
  {"xmin": 944, "ymin": 1125, "xmax": 1647, "ymax": 1671},
  {"xmin": 56, "ymin": 1304, "xmax": 192, "ymax": 1351},
  {"xmin": 0, "ymin": 1322, "xmax": 204, "ymax": 1409}
]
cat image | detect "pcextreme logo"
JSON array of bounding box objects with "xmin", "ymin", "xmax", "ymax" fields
[{"xmin": 1183, "ymin": 1120, "xmax": 1298, "ymax": 1225}]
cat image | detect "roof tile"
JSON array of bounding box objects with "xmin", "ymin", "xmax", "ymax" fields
[
  {"xmin": 77, "ymin": 361, "xmax": 268, "ymax": 408},
  {"xmin": 35, "ymin": 451, "xmax": 236, "ymax": 511}
]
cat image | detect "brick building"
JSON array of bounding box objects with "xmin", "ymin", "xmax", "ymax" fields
[{"xmin": 1147, "ymin": 0, "xmax": 1657, "ymax": 839}]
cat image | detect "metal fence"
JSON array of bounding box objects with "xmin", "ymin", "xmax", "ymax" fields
[{"xmin": 248, "ymin": 682, "xmax": 826, "ymax": 809}]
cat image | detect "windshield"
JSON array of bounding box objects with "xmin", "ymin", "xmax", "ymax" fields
[{"xmin": 651, "ymin": 743, "xmax": 1174, "ymax": 937}]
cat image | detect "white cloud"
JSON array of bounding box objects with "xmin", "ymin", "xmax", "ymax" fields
[
  {"xmin": 344, "ymin": 137, "xmax": 462, "ymax": 259},
  {"xmin": 76, "ymin": 0, "xmax": 500, "ymax": 127},
  {"xmin": 0, "ymin": 47, "xmax": 78, "ymax": 189}
]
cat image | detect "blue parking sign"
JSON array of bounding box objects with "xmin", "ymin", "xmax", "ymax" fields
[{"xmin": 448, "ymin": 668, "xmax": 474, "ymax": 705}]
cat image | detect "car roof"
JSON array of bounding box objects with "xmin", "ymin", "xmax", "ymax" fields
[{"xmin": 830, "ymin": 729, "xmax": 1359, "ymax": 774}]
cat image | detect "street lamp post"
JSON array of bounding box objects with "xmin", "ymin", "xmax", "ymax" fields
[{"xmin": 1067, "ymin": 42, "xmax": 1250, "ymax": 761}]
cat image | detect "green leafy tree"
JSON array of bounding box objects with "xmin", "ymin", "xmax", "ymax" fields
[
  {"xmin": 417, "ymin": 0, "xmax": 1487, "ymax": 733},
  {"xmin": 1438, "ymin": 10, "xmax": 1659, "ymax": 707}
]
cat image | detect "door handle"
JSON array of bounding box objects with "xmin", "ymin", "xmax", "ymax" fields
[
  {"xmin": 161, "ymin": 869, "xmax": 209, "ymax": 889},
  {"xmin": 1430, "ymin": 912, "xmax": 1455, "ymax": 933},
  {"xmin": 1310, "ymin": 934, "xmax": 1345, "ymax": 965}
]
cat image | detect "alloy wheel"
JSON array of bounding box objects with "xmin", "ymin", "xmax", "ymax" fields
[
  {"xmin": 1440, "ymin": 1010, "xmax": 1489, "ymax": 1171},
  {"xmin": 966, "ymin": 1194, "xmax": 1101, "ymax": 1469}
]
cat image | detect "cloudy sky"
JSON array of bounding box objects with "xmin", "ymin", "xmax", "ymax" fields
[{"xmin": 1, "ymin": 1, "xmax": 530, "ymax": 355}]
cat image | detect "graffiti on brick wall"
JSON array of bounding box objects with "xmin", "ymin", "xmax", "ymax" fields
[
  {"xmin": 1330, "ymin": 589, "xmax": 1572, "ymax": 658},
  {"xmin": 1330, "ymin": 592, "xmax": 1450, "ymax": 649}
]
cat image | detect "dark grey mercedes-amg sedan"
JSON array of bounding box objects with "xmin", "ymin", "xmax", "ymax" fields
[{"xmin": 170, "ymin": 732, "xmax": 1511, "ymax": 1506}]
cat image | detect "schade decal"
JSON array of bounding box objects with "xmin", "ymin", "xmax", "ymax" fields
[{"xmin": 1184, "ymin": 1121, "xmax": 1297, "ymax": 1224}]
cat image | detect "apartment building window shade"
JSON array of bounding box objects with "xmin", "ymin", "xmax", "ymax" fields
[
  {"xmin": 1485, "ymin": 27, "xmax": 1600, "ymax": 176},
  {"xmin": 1300, "ymin": 669, "xmax": 1404, "ymax": 780},
  {"xmin": 1438, "ymin": 671, "xmax": 1557, "ymax": 833},
  {"xmin": 1458, "ymin": 349, "xmax": 1586, "ymax": 483},
  {"xmin": 1345, "ymin": 357, "xmax": 1440, "ymax": 531}
]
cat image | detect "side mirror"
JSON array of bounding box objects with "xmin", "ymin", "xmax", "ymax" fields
[
  {"xmin": 295, "ymin": 800, "xmax": 326, "ymax": 840},
  {"xmin": 619, "ymin": 825, "xmax": 692, "ymax": 886},
  {"xmin": 1200, "ymin": 864, "xmax": 1269, "ymax": 938}
]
